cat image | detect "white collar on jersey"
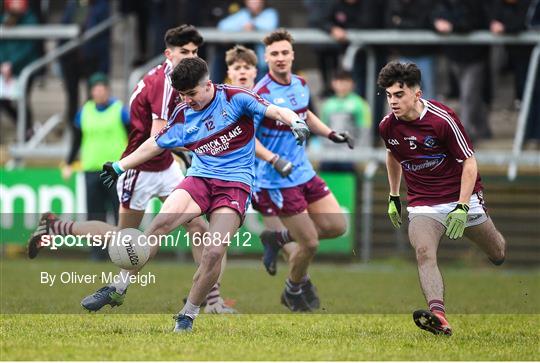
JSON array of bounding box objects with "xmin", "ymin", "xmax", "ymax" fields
[{"xmin": 419, "ymin": 98, "xmax": 429, "ymax": 120}]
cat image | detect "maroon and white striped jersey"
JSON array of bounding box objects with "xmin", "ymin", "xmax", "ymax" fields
[
  {"xmin": 379, "ymin": 99, "xmax": 483, "ymax": 207},
  {"xmin": 121, "ymin": 60, "xmax": 178, "ymax": 171}
]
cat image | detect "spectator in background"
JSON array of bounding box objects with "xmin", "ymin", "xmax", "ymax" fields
[
  {"xmin": 0, "ymin": 0, "xmax": 40, "ymax": 140},
  {"xmin": 490, "ymin": 0, "xmax": 533, "ymax": 105},
  {"xmin": 322, "ymin": 0, "xmax": 386, "ymax": 137},
  {"xmin": 433, "ymin": 0, "xmax": 493, "ymax": 141},
  {"xmin": 303, "ymin": 0, "xmax": 338, "ymax": 97},
  {"xmin": 213, "ymin": 0, "xmax": 278, "ymax": 82},
  {"xmin": 120, "ymin": 0, "xmax": 150, "ymax": 66},
  {"xmin": 384, "ymin": 0, "xmax": 437, "ymax": 100},
  {"xmin": 60, "ymin": 0, "xmax": 111, "ymax": 154},
  {"xmin": 524, "ymin": 0, "xmax": 540, "ymax": 143},
  {"xmin": 62, "ymin": 73, "xmax": 129, "ymax": 260},
  {"xmin": 320, "ymin": 70, "xmax": 371, "ymax": 172}
]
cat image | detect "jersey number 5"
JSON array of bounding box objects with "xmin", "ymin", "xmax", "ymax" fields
[{"xmin": 409, "ymin": 140, "xmax": 417, "ymax": 150}]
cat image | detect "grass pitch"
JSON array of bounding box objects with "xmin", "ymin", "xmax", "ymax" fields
[{"xmin": 1, "ymin": 258, "xmax": 539, "ymax": 360}]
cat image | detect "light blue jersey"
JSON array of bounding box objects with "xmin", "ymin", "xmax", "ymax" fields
[
  {"xmin": 253, "ymin": 73, "xmax": 316, "ymax": 189},
  {"xmin": 155, "ymin": 84, "xmax": 269, "ymax": 188}
]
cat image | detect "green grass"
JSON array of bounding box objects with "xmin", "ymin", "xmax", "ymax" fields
[
  {"xmin": 1, "ymin": 258, "xmax": 539, "ymax": 360},
  {"xmin": 2, "ymin": 314, "xmax": 539, "ymax": 360}
]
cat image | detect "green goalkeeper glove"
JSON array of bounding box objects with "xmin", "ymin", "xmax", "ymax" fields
[
  {"xmin": 388, "ymin": 195, "xmax": 402, "ymax": 229},
  {"xmin": 445, "ymin": 203, "xmax": 469, "ymax": 239}
]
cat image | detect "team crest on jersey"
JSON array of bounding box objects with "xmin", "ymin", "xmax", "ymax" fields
[
  {"xmin": 221, "ymin": 109, "xmax": 228, "ymax": 119},
  {"xmin": 424, "ymin": 136, "xmax": 437, "ymax": 148},
  {"xmin": 273, "ymin": 97, "xmax": 285, "ymax": 104}
]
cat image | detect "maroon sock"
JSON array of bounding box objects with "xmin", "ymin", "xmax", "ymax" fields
[
  {"xmin": 206, "ymin": 282, "xmax": 220, "ymax": 305},
  {"xmin": 50, "ymin": 220, "xmax": 74, "ymax": 236},
  {"xmin": 276, "ymin": 230, "xmax": 293, "ymax": 246},
  {"xmin": 428, "ymin": 299, "xmax": 446, "ymax": 315}
]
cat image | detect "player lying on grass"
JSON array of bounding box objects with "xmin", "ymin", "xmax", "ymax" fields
[
  {"xmin": 377, "ymin": 61, "xmax": 507, "ymax": 336},
  {"xmin": 248, "ymin": 29, "xmax": 354, "ymax": 312},
  {"xmin": 99, "ymin": 57, "xmax": 309, "ymax": 332},
  {"xmin": 27, "ymin": 25, "xmax": 235, "ymax": 314}
]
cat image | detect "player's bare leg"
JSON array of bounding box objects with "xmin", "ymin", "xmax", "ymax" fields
[
  {"xmin": 190, "ymin": 233, "xmax": 237, "ymax": 314},
  {"xmin": 307, "ymin": 193, "xmax": 347, "ymax": 239},
  {"xmin": 408, "ymin": 215, "xmax": 452, "ymax": 335},
  {"xmin": 80, "ymin": 190, "xmax": 202, "ymax": 312},
  {"xmin": 261, "ymin": 193, "xmax": 346, "ymax": 276},
  {"xmin": 260, "ymin": 215, "xmax": 292, "ymax": 274},
  {"xmin": 409, "ymin": 216, "xmax": 445, "ymax": 301},
  {"xmin": 27, "ymin": 213, "xmax": 119, "ymax": 259},
  {"xmin": 174, "ymin": 207, "xmax": 240, "ymax": 331},
  {"xmin": 464, "ymin": 217, "xmax": 506, "ymax": 265},
  {"xmin": 279, "ymin": 211, "xmax": 318, "ymax": 311}
]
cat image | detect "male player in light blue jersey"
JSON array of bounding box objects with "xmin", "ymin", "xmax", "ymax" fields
[
  {"xmin": 252, "ymin": 29, "xmax": 354, "ymax": 312},
  {"xmin": 100, "ymin": 57, "xmax": 310, "ymax": 332}
]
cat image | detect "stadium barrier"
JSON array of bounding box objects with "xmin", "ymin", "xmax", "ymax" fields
[
  {"xmin": 3, "ymin": 16, "xmax": 121, "ymax": 165},
  {"xmin": 4, "ymin": 24, "xmax": 538, "ymax": 172}
]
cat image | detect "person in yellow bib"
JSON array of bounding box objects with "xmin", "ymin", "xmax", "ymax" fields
[{"xmin": 62, "ymin": 72, "xmax": 130, "ymax": 260}]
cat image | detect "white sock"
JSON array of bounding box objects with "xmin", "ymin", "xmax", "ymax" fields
[
  {"xmin": 110, "ymin": 270, "xmax": 131, "ymax": 294},
  {"xmin": 180, "ymin": 300, "xmax": 200, "ymax": 320}
]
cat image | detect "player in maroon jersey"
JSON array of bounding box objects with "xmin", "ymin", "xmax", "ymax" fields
[{"xmin": 377, "ymin": 61, "xmax": 506, "ymax": 336}]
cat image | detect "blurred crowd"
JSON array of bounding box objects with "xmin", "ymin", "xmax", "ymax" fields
[{"xmin": 1, "ymin": 0, "xmax": 539, "ymax": 145}]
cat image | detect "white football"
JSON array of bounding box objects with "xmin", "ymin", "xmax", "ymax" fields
[{"xmin": 108, "ymin": 228, "xmax": 150, "ymax": 270}]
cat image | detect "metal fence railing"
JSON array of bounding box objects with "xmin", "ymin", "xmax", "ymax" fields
[{"xmin": 2, "ymin": 16, "xmax": 121, "ymax": 165}]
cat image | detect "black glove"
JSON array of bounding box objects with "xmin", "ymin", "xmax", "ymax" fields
[
  {"xmin": 100, "ymin": 161, "xmax": 124, "ymax": 189},
  {"xmin": 270, "ymin": 155, "xmax": 293, "ymax": 177},
  {"xmin": 328, "ymin": 131, "xmax": 355, "ymax": 149}
]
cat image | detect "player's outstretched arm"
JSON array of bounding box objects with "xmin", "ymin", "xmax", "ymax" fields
[
  {"xmin": 255, "ymin": 138, "xmax": 293, "ymax": 177},
  {"xmin": 100, "ymin": 137, "xmax": 164, "ymax": 188},
  {"xmin": 306, "ymin": 110, "xmax": 354, "ymax": 149},
  {"xmin": 264, "ymin": 104, "xmax": 310, "ymax": 145}
]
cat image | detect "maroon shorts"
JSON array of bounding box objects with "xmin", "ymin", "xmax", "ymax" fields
[
  {"xmin": 177, "ymin": 176, "xmax": 251, "ymax": 218},
  {"xmin": 252, "ymin": 175, "xmax": 330, "ymax": 217}
]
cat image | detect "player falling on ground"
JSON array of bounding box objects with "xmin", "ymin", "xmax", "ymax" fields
[
  {"xmin": 377, "ymin": 61, "xmax": 506, "ymax": 336},
  {"xmin": 27, "ymin": 25, "xmax": 235, "ymax": 314},
  {"xmin": 99, "ymin": 57, "xmax": 310, "ymax": 332},
  {"xmin": 251, "ymin": 29, "xmax": 354, "ymax": 312}
]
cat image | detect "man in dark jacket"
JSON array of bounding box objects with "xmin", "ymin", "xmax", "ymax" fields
[{"xmin": 433, "ymin": 0, "xmax": 493, "ymax": 141}]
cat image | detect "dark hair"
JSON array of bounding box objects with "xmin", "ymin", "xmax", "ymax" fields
[
  {"xmin": 164, "ymin": 24, "xmax": 203, "ymax": 48},
  {"xmin": 263, "ymin": 28, "xmax": 294, "ymax": 46},
  {"xmin": 225, "ymin": 45, "xmax": 258, "ymax": 67},
  {"xmin": 377, "ymin": 61, "xmax": 421, "ymax": 89},
  {"xmin": 332, "ymin": 69, "xmax": 353, "ymax": 81},
  {"xmin": 171, "ymin": 57, "xmax": 209, "ymax": 92}
]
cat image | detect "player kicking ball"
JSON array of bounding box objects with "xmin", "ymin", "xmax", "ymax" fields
[
  {"xmin": 27, "ymin": 25, "xmax": 235, "ymax": 314},
  {"xmin": 377, "ymin": 61, "xmax": 507, "ymax": 336},
  {"xmin": 99, "ymin": 57, "xmax": 310, "ymax": 332}
]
